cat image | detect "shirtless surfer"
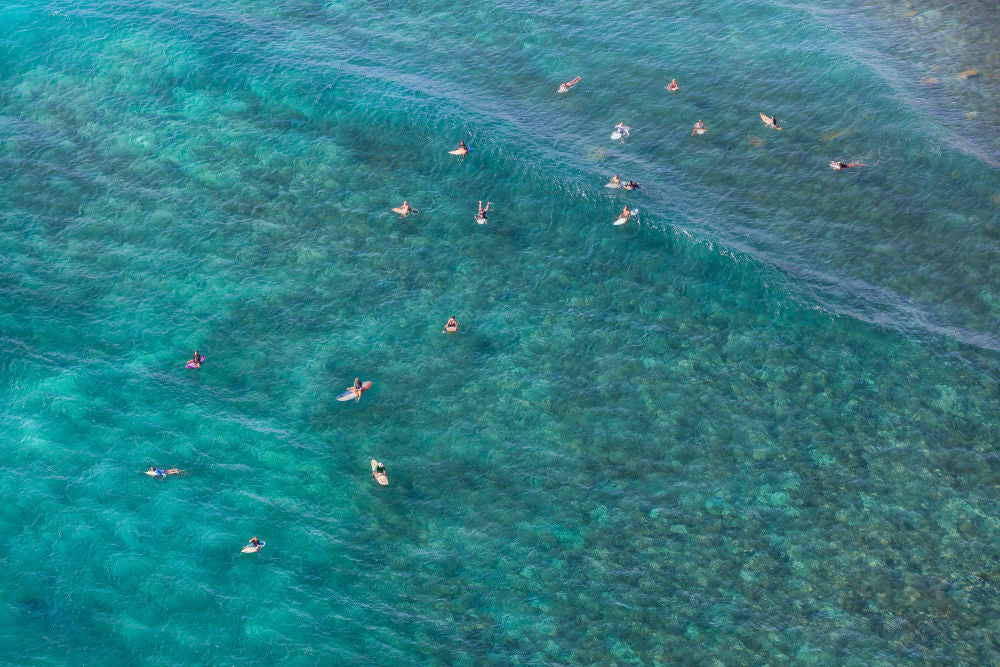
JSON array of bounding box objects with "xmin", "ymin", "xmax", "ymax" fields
[
  {"xmin": 444, "ymin": 316, "xmax": 458, "ymax": 333},
  {"xmin": 392, "ymin": 200, "xmax": 416, "ymax": 217},
  {"xmin": 830, "ymin": 161, "xmax": 865, "ymax": 170},
  {"xmin": 558, "ymin": 76, "xmax": 581, "ymax": 93},
  {"xmin": 692, "ymin": 120, "xmax": 706, "ymax": 136},
  {"xmin": 667, "ymin": 78, "xmax": 679, "ymax": 92},
  {"xmin": 450, "ymin": 140, "xmax": 468, "ymax": 157}
]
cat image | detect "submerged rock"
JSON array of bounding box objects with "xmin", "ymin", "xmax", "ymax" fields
[
  {"xmin": 957, "ymin": 68, "xmax": 980, "ymax": 80},
  {"xmin": 920, "ymin": 77, "xmax": 940, "ymax": 86}
]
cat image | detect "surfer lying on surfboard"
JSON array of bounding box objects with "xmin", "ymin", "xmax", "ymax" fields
[
  {"xmin": 830, "ymin": 161, "xmax": 865, "ymax": 170},
  {"xmin": 692, "ymin": 120, "xmax": 706, "ymax": 135},
  {"xmin": 623, "ymin": 180, "xmax": 640, "ymax": 191},
  {"xmin": 146, "ymin": 467, "xmax": 181, "ymax": 477},
  {"xmin": 372, "ymin": 460, "xmax": 388, "ymax": 485},
  {"xmin": 443, "ymin": 315, "xmax": 458, "ymax": 333},
  {"xmin": 476, "ymin": 200, "xmax": 491, "ymax": 224},
  {"xmin": 392, "ymin": 200, "xmax": 417, "ymax": 217},
  {"xmin": 449, "ymin": 140, "xmax": 468, "ymax": 157},
  {"xmin": 558, "ymin": 76, "xmax": 581, "ymax": 93},
  {"xmin": 615, "ymin": 205, "xmax": 632, "ymax": 225},
  {"xmin": 761, "ymin": 113, "xmax": 781, "ymax": 130}
]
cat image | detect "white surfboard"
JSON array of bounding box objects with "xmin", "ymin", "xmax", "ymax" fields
[
  {"xmin": 610, "ymin": 131, "xmax": 623, "ymax": 141},
  {"xmin": 241, "ymin": 541, "xmax": 265, "ymax": 553},
  {"xmin": 613, "ymin": 209, "xmax": 639, "ymax": 226},
  {"xmin": 605, "ymin": 182, "xmax": 621, "ymax": 189}
]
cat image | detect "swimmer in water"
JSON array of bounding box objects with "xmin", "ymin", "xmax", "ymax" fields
[
  {"xmin": 830, "ymin": 161, "xmax": 865, "ymax": 170},
  {"xmin": 393, "ymin": 200, "xmax": 416, "ymax": 217},
  {"xmin": 667, "ymin": 78, "xmax": 679, "ymax": 92},
  {"xmin": 557, "ymin": 76, "xmax": 581, "ymax": 93},
  {"xmin": 608, "ymin": 174, "xmax": 621, "ymax": 188},
  {"xmin": 623, "ymin": 180, "xmax": 640, "ymax": 190},
  {"xmin": 476, "ymin": 200, "xmax": 491, "ymax": 224},
  {"xmin": 444, "ymin": 316, "xmax": 458, "ymax": 333},
  {"xmin": 692, "ymin": 120, "xmax": 706, "ymax": 136}
]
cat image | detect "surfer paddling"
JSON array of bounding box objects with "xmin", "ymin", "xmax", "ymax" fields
[
  {"xmin": 449, "ymin": 140, "xmax": 468, "ymax": 157},
  {"xmin": 146, "ymin": 467, "xmax": 181, "ymax": 477},
  {"xmin": 615, "ymin": 205, "xmax": 632, "ymax": 225},
  {"xmin": 830, "ymin": 161, "xmax": 865, "ymax": 170},
  {"xmin": 557, "ymin": 76, "xmax": 581, "ymax": 93},
  {"xmin": 475, "ymin": 200, "xmax": 491, "ymax": 224},
  {"xmin": 372, "ymin": 461, "xmax": 387, "ymax": 484},
  {"xmin": 691, "ymin": 120, "xmax": 706, "ymax": 136},
  {"xmin": 667, "ymin": 78, "xmax": 679, "ymax": 92},
  {"xmin": 761, "ymin": 113, "xmax": 781, "ymax": 130},
  {"xmin": 392, "ymin": 200, "xmax": 417, "ymax": 217},
  {"xmin": 443, "ymin": 316, "xmax": 458, "ymax": 333},
  {"xmin": 623, "ymin": 180, "xmax": 640, "ymax": 191}
]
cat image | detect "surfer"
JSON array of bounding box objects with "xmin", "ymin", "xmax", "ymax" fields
[
  {"xmin": 248, "ymin": 536, "xmax": 261, "ymax": 549},
  {"xmin": 476, "ymin": 200, "xmax": 491, "ymax": 224},
  {"xmin": 444, "ymin": 316, "xmax": 458, "ymax": 333},
  {"xmin": 617, "ymin": 205, "xmax": 632, "ymax": 224},
  {"xmin": 667, "ymin": 78, "xmax": 679, "ymax": 92},
  {"xmin": 691, "ymin": 120, "xmax": 706, "ymax": 136},
  {"xmin": 372, "ymin": 461, "xmax": 386, "ymax": 480},
  {"xmin": 188, "ymin": 350, "xmax": 202, "ymax": 368},
  {"xmin": 613, "ymin": 122, "xmax": 631, "ymax": 141},
  {"xmin": 351, "ymin": 377, "xmax": 364, "ymax": 400},
  {"xmin": 558, "ymin": 76, "xmax": 581, "ymax": 93},
  {"xmin": 608, "ymin": 174, "xmax": 621, "ymax": 188},
  {"xmin": 623, "ymin": 180, "xmax": 640, "ymax": 191},
  {"xmin": 830, "ymin": 161, "xmax": 865, "ymax": 170},
  {"xmin": 393, "ymin": 200, "xmax": 416, "ymax": 217},
  {"xmin": 762, "ymin": 114, "xmax": 781, "ymax": 130},
  {"xmin": 147, "ymin": 467, "xmax": 180, "ymax": 477},
  {"xmin": 451, "ymin": 140, "xmax": 468, "ymax": 157}
]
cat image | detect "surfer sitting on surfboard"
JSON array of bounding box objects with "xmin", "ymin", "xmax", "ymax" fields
[
  {"xmin": 667, "ymin": 78, "xmax": 679, "ymax": 92},
  {"xmin": 692, "ymin": 120, "xmax": 706, "ymax": 136},
  {"xmin": 444, "ymin": 316, "xmax": 458, "ymax": 333},
  {"xmin": 830, "ymin": 161, "xmax": 865, "ymax": 170},
  {"xmin": 476, "ymin": 200, "xmax": 491, "ymax": 224},
  {"xmin": 608, "ymin": 174, "xmax": 621, "ymax": 188},
  {"xmin": 188, "ymin": 350, "xmax": 202, "ymax": 368},
  {"xmin": 352, "ymin": 377, "xmax": 364, "ymax": 399},
  {"xmin": 372, "ymin": 461, "xmax": 386, "ymax": 481},
  {"xmin": 393, "ymin": 200, "xmax": 416, "ymax": 217},
  {"xmin": 558, "ymin": 76, "xmax": 581, "ymax": 93},
  {"xmin": 613, "ymin": 122, "xmax": 631, "ymax": 141}
]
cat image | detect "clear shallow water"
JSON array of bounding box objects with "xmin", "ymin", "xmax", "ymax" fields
[{"xmin": 1, "ymin": 0, "xmax": 999, "ymax": 663}]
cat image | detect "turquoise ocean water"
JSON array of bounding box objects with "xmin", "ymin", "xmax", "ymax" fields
[{"xmin": 2, "ymin": 0, "xmax": 999, "ymax": 663}]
